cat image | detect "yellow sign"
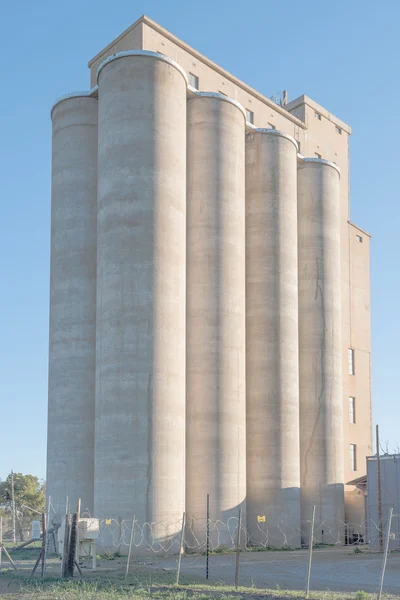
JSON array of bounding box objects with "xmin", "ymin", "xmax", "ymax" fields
[
  {"xmin": 105, "ymin": 519, "xmax": 112, "ymax": 525},
  {"xmin": 257, "ymin": 515, "xmax": 266, "ymax": 523}
]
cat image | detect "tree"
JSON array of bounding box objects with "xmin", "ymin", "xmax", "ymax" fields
[{"xmin": 0, "ymin": 473, "xmax": 45, "ymax": 541}]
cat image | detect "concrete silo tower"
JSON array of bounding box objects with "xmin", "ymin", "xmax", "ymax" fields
[
  {"xmin": 47, "ymin": 94, "xmax": 98, "ymax": 516},
  {"xmin": 245, "ymin": 129, "xmax": 301, "ymax": 547},
  {"xmin": 297, "ymin": 158, "xmax": 345, "ymax": 543},
  {"xmin": 186, "ymin": 93, "xmax": 247, "ymax": 546},
  {"xmin": 95, "ymin": 51, "xmax": 187, "ymax": 539}
]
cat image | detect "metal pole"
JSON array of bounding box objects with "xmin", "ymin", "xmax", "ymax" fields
[
  {"xmin": 377, "ymin": 507, "xmax": 393, "ymax": 600},
  {"xmin": 305, "ymin": 505, "xmax": 316, "ymax": 598},
  {"xmin": 125, "ymin": 516, "xmax": 135, "ymax": 582},
  {"xmin": 376, "ymin": 424, "xmax": 383, "ymax": 552},
  {"xmin": 206, "ymin": 494, "xmax": 210, "ymax": 580},
  {"xmin": 235, "ymin": 507, "xmax": 242, "ymax": 589},
  {"xmin": 0, "ymin": 515, "xmax": 3, "ymax": 569},
  {"xmin": 176, "ymin": 512, "xmax": 186, "ymax": 585},
  {"xmin": 11, "ymin": 471, "xmax": 16, "ymax": 544}
]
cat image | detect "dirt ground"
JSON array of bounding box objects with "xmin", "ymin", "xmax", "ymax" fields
[{"xmin": 0, "ymin": 545, "xmax": 399, "ymax": 598}]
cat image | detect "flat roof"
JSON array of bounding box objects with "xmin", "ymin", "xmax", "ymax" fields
[{"xmin": 88, "ymin": 15, "xmax": 311, "ymax": 130}]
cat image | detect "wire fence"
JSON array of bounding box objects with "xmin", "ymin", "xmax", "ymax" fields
[{"xmin": 2, "ymin": 501, "xmax": 400, "ymax": 598}]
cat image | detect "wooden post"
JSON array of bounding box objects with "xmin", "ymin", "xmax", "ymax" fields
[
  {"xmin": 176, "ymin": 512, "xmax": 186, "ymax": 585},
  {"xmin": 43, "ymin": 494, "xmax": 51, "ymax": 577},
  {"xmin": 125, "ymin": 516, "xmax": 135, "ymax": 582},
  {"xmin": 235, "ymin": 507, "xmax": 242, "ymax": 589},
  {"xmin": 62, "ymin": 514, "xmax": 71, "ymax": 577},
  {"xmin": 41, "ymin": 512, "xmax": 46, "ymax": 577},
  {"xmin": 376, "ymin": 424, "xmax": 383, "ymax": 552},
  {"xmin": 305, "ymin": 505, "xmax": 316, "ymax": 598},
  {"xmin": 1, "ymin": 546, "xmax": 17, "ymax": 571},
  {"xmin": 66, "ymin": 513, "xmax": 78, "ymax": 577}
]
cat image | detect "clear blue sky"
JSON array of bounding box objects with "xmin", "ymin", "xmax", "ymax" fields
[{"xmin": 0, "ymin": 0, "xmax": 398, "ymax": 481}]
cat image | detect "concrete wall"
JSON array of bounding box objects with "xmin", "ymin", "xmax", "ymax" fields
[
  {"xmin": 95, "ymin": 53, "xmax": 187, "ymax": 541},
  {"xmin": 367, "ymin": 456, "xmax": 400, "ymax": 550},
  {"xmin": 186, "ymin": 93, "xmax": 246, "ymax": 546},
  {"xmin": 47, "ymin": 95, "xmax": 98, "ymax": 516},
  {"xmin": 245, "ymin": 130, "xmax": 300, "ymax": 547}
]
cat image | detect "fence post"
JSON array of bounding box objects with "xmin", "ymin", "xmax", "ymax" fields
[
  {"xmin": 377, "ymin": 507, "xmax": 393, "ymax": 600},
  {"xmin": 0, "ymin": 515, "xmax": 3, "ymax": 570},
  {"xmin": 176, "ymin": 512, "xmax": 186, "ymax": 585},
  {"xmin": 305, "ymin": 505, "xmax": 316, "ymax": 598},
  {"xmin": 206, "ymin": 494, "xmax": 210, "ymax": 580},
  {"xmin": 235, "ymin": 507, "xmax": 242, "ymax": 589},
  {"xmin": 41, "ymin": 512, "xmax": 46, "ymax": 577},
  {"xmin": 43, "ymin": 494, "xmax": 51, "ymax": 577},
  {"xmin": 125, "ymin": 516, "xmax": 135, "ymax": 582}
]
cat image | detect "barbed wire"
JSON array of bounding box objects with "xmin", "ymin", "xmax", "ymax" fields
[
  {"xmin": 82, "ymin": 513, "xmax": 400, "ymax": 554},
  {"xmin": 2, "ymin": 500, "xmax": 399, "ymax": 557}
]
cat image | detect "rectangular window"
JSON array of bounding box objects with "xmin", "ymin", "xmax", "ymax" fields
[
  {"xmin": 314, "ymin": 111, "xmax": 322, "ymax": 120},
  {"xmin": 350, "ymin": 444, "xmax": 357, "ymax": 471},
  {"xmin": 297, "ymin": 141, "xmax": 301, "ymax": 153},
  {"xmin": 348, "ymin": 348, "xmax": 355, "ymax": 375},
  {"xmin": 246, "ymin": 109, "xmax": 254, "ymax": 124},
  {"xmin": 268, "ymin": 122, "xmax": 276, "ymax": 130},
  {"xmin": 349, "ymin": 397, "xmax": 355, "ymax": 423},
  {"xmin": 315, "ymin": 152, "xmax": 322, "ymax": 159},
  {"xmin": 335, "ymin": 125, "xmax": 342, "ymax": 134},
  {"xmin": 188, "ymin": 73, "xmax": 199, "ymax": 90},
  {"xmin": 356, "ymin": 234, "xmax": 363, "ymax": 243}
]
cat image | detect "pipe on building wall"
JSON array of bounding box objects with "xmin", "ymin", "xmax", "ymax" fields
[
  {"xmin": 245, "ymin": 129, "xmax": 301, "ymax": 547},
  {"xmin": 186, "ymin": 93, "xmax": 247, "ymax": 547},
  {"xmin": 95, "ymin": 52, "xmax": 187, "ymax": 543},
  {"xmin": 47, "ymin": 95, "xmax": 98, "ymax": 516},
  {"xmin": 297, "ymin": 157, "xmax": 345, "ymax": 543}
]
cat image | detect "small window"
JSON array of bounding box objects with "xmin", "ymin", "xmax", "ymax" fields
[
  {"xmin": 348, "ymin": 348, "xmax": 355, "ymax": 375},
  {"xmin": 349, "ymin": 397, "xmax": 355, "ymax": 424},
  {"xmin": 350, "ymin": 444, "xmax": 357, "ymax": 472},
  {"xmin": 314, "ymin": 111, "xmax": 322, "ymax": 120},
  {"xmin": 315, "ymin": 152, "xmax": 322, "ymax": 159},
  {"xmin": 335, "ymin": 125, "xmax": 342, "ymax": 134},
  {"xmin": 188, "ymin": 73, "xmax": 199, "ymax": 90},
  {"xmin": 268, "ymin": 122, "xmax": 276, "ymax": 130},
  {"xmin": 356, "ymin": 235, "xmax": 363, "ymax": 243},
  {"xmin": 246, "ymin": 109, "xmax": 254, "ymax": 124},
  {"xmin": 297, "ymin": 141, "xmax": 301, "ymax": 153}
]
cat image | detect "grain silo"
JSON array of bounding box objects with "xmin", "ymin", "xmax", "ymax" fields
[
  {"xmin": 297, "ymin": 158, "xmax": 345, "ymax": 543},
  {"xmin": 186, "ymin": 92, "xmax": 246, "ymax": 547},
  {"xmin": 47, "ymin": 94, "xmax": 98, "ymax": 516},
  {"xmin": 94, "ymin": 51, "xmax": 187, "ymax": 542},
  {"xmin": 245, "ymin": 129, "xmax": 301, "ymax": 547}
]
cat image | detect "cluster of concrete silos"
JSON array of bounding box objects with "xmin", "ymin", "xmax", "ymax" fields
[{"xmin": 48, "ymin": 51, "xmax": 344, "ymax": 549}]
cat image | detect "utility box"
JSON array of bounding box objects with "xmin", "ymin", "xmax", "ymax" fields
[{"xmin": 57, "ymin": 517, "xmax": 99, "ymax": 566}]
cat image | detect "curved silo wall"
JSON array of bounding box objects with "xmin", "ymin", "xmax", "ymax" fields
[
  {"xmin": 297, "ymin": 158, "xmax": 345, "ymax": 544},
  {"xmin": 95, "ymin": 51, "xmax": 187, "ymax": 546},
  {"xmin": 47, "ymin": 94, "xmax": 98, "ymax": 516},
  {"xmin": 186, "ymin": 93, "xmax": 246, "ymax": 548},
  {"xmin": 245, "ymin": 129, "xmax": 301, "ymax": 548}
]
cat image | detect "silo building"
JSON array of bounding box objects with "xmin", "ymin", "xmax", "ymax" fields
[{"xmin": 47, "ymin": 15, "xmax": 372, "ymax": 549}]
